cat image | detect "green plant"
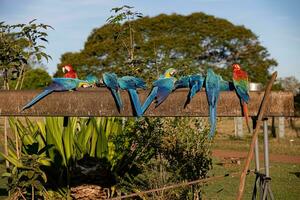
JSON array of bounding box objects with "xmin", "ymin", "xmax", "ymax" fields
[
  {"xmin": 0, "ymin": 117, "xmax": 124, "ymax": 198},
  {"xmin": 115, "ymin": 117, "xmax": 212, "ymax": 199},
  {"xmin": 0, "ymin": 20, "xmax": 52, "ymax": 90},
  {"xmin": 107, "ymin": 5, "xmax": 143, "ymax": 70},
  {"xmin": 0, "ymin": 117, "xmax": 52, "ymax": 199}
]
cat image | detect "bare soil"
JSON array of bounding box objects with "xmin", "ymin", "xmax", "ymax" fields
[{"xmin": 212, "ymin": 149, "xmax": 300, "ymax": 164}]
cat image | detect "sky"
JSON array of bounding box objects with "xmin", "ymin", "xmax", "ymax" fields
[{"xmin": 0, "ymin": 0, "xmax": 299, "ymax": 80}]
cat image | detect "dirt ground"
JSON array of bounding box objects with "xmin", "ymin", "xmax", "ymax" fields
[{"xmin": 212, "ymin": 149, "xmax": 300, "ymax": 164}]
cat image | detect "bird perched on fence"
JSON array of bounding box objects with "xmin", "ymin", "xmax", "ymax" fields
[
  {"xmin": 142, "ymin": 68, "xmax": 177, "ymax": 114},
  {"xmin": 22, "ymin": 78, "xmax": 90, "ymax": 111},
  {"xmin": 118, "ymin": 76, "xmax": 147, "ymax": 117},
  {"xmin": 103, "ymin": 72, "xmax": 123, "ymax": 112},
  {"xmin": 232, "ymin": 63, "xmax": 250, "ymax": 132},
  {"xmin": 205, "ymin": 68, "xmax": 221, "ymax": 139},
  {"xmin": 62, "ymin": 64, "xmax": 78, "ymax": 78},
  {"xmin": 175, "ymin": 74, "xmax": 205, "ymax": 107},
  {"xmin": 219, "ymin": 76, "xmax": 235, "ymax": 91},
  {"xmin": 103, "ymin": 73, "xmax": 146, "ymax": 116},
  {"xmin": 85, "ymin": 74, "xmax": 101, "ymax": 87}
]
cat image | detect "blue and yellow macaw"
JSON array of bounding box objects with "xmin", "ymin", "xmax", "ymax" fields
[
  {"xmin": 103, "ymin": 72, "xmax": 123, "ymax": 112},
  {"xmin": 22, "ymin": 78, "xmax": 90, "ymax": 111},
  {"xmin": 103, "ymin": 73, "xmax": 147, "ymax": 116},
  {"xmin": 118, "ymin": 76, "xmax": 147, "ymax": 117},
  {"xmin": 205, "ymin": 69, "xmax": 221, "ymax": 139},
  {"xmin": 175, "ymin": 74, "xmax": 205, "ymax": 107},
  {"xmin": 142, "ymin": 68, "xmax": 177, "ymax": 113},
  {"xmin": 85, "ymin": 74, "xmax": 100, "ymax": 87}
]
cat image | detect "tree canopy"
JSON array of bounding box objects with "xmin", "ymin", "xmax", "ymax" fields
[
  {"xmin": 55, "ymin": 12, "xmax": 277, "ymax": 84},
  {"xmin": 21, "ymin": 68, "xmax": 51, "ymax": 89},
  {"xmin": 0, "ymin": 20, "xmax": 52, "ymax": 89}
]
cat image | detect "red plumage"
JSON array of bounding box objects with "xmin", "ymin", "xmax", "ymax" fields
[
  {"xmin": 232, "ymin": 63, "xmax": 251, "ymax": 133},
  {"xmin": 63, "ymin": 65, "xmax": 78, "ymax": 79}
]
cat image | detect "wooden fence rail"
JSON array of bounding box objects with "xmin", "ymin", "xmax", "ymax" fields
[{"xmin": 0, "ymin": 89, "xmax": 294, "ymax": 117}]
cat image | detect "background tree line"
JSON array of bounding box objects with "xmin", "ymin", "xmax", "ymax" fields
[{"xmin": 54, "ymin": 11, "xmax": 277, "ymax": 85}]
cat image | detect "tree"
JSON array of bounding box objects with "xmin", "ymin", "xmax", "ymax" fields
[
  {"xmin": 0, "ymin": 20, "xmax": 52, "ymax": 90},
  {"xmin": 55, "ymin": 12, "xmax": 277, "ymax": 84},
  {"xmin": 21, "ymin": 68, "xmax": 51, "ymax": 89},
  {"xmin": 278, "ymin": 76, "xmax": 300, "ymax": 95}
]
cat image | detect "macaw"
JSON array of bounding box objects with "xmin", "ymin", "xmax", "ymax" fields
[
  {"xmin": 205, "ymin": 68, "xmax": 221, "ymax": 139},
  {"xmin": 118, "ymin": 76, "xmax": 147, "ymax": 117},
  {"xmin": 175, "ymin": 74, "xmax": 205, "ymax": 107},
  {"xmin": 219, "ymin": 77, "xmax": 235, "ymax": 91},
  {"xmin": 22, "ymin": 78, "xmax": 89, "ymax": 111},
  {"xmin": 141, "ymin": 68, "xmax": 177, "ymax": 114},
  {"xmin": 62, "ymin": 64, "xmax": 78, "ymax": 78},
  {"xmin": 232, "ymin": 63, "xmax": 250, "ymax": 132},
  {"xmin": 85, "ymin": 74, "xmax": 101, "ymax": 87},
  {"xmin": 103, "ymin": 72, "xmax": 123, "ymax": 112}
]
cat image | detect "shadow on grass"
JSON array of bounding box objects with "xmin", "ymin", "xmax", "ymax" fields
[
  {"xmin": 0, "ymin": 188, "xmax": 8, "ymax": 197},
  {"xmin": 289, "ymin": 172, "xmax": 300, "ymax": 178}
]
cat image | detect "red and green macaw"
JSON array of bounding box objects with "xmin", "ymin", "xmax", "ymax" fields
[
  {"xmin": 232, "ymin": 63, "xmax": 250, "ymax": 132},
  {"xmin": 62, "ymin": 64, "xmax": 78, "ymax": 78}
]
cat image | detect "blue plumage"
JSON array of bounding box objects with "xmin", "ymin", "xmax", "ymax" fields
[
  {"xmin": 103, "ymin": 73, "xmax": 146, "ymax": 116},
  {"xmin": 205, "ymin": 69, "xmax": 221, "ymax": 139},
  {"xmin": 103, "ymin": 73, "xmax": 123, "ymax": 112},
  {"xmin": 142, "ymin": 68, "xmax": 177, "ymax": 113},
  {"xmin": 22, "ymin": 78, "xmax": 88, "ymax": 111},
  {"xmin": 175, "ymin": 74, "xmax": 204, "ymax": 107},
  {"xmin": 118, "ymin": 76, "xmax": 147, "ymax": 117}
]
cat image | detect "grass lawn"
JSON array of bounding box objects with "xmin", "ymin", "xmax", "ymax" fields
[
  {"xmin": 212, "ymin": 136, "xmax": 300, "ymax": 156},
  {"xmin": 202, "ymin": 158, "xmax": 300, "ymax": 199}
]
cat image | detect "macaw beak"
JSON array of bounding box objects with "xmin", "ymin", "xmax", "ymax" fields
[
  {"xmin": 171, "ymin": 69, "xmax": 177, "ymax": 76},
  {"xmin": 62, "ymin": 67, "xmax": 66, "ymax": 73}
]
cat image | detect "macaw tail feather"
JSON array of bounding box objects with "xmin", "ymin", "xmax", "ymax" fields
[
  {"xmin": 184, "ymin": 92, "xmax": 193, "ymax": 108},
  {"xmin": 21, "ymin": 89, "xmax": 53, "ymax": 111},
  {"xmin": 111, "ymin": 89, "xmax": 123, "ymax": 112},
  {"xmin": 141, "ymin": 87, "xmax": 158, "ymax": 114},
  {"xmin": 242, "ymin": 101, "xmax": 251, "ymax": 133},
  {"xmin": 208, "ymin": 106, "xmax": 217, "ymax": 139},
  {"xmin": 128, "ymin": 89, "xmax": 143, "ymax": 117}
]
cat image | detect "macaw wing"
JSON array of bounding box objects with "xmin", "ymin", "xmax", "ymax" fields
[
  {"xmin": 103, "ymin": 73, "xmax": 119, "ymax": 89},
  {"xmin": 233, "ymin": 80, "xmax": 249, "ymax": 103},
  {"xmin": 174, "ymin": 76, "xmax": 190, "ymax": 89},
  {"xmin": 206, "ymin": 80, "xmax": 220, "ymax": 107},
  {"xmin": 118, "ymin": 76, "xmax": 146, "ymax": 90},
  {"xmin": 153, "ymin": 78, "xmax": 174, "ymax": 106},
  {"xmin": 189, "ymin": 75, "xmax": 204, "ymax": 97},
  {"xmin": 52, "ymin": 78, "xmax": 79, "ymax": 90},
  {"xmin": 219, "ymin": 79, "xmax": 230, "ymax": 91},
  {"xmin": 85, "ymin": 74, "xmax": 99, "ymax": 84}
]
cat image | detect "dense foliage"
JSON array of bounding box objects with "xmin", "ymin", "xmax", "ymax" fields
[
  {"xmin": 0, "ymin": 20, "xmax": 52, "ymax": 89},
  {"xmin": 0, "ymin": 117, "xmax": 211, "ymax": 199},
  {"xmin": 55, "ymin": 12, "xmax": 277, "ymax": 84}
]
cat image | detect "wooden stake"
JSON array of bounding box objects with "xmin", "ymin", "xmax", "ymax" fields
[{"xmin": 236, "ymin": 72, "xmax": 277, "ymax": 200}]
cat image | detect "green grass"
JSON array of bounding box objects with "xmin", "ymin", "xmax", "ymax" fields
[
  {"xmin": 212, "ymin": 136, "xmax": 300, "ymax": 156},
  {"xmin": 202, "ymin": 158, "xmax": 300, "ymax": 199}
]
